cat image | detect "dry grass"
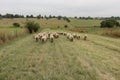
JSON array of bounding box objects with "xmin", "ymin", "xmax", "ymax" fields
[
  {"xmin": 0, "ymin": 28, "xmax": 28, "ymax": 45},
  {"xmin": 0, "ymin": 18, "xmax": 69, "ymax": 29},
  {"xmin": 67, "ymin": 27, "xmax": 90, "ymax": 33},
  {"xmin": 100, "ymin": 28, "xmax": 120, "ymax": 38}
]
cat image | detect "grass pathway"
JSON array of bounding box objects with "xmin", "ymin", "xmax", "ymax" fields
[{"xmin": 0, "ymin": 31, "xmax": 120, "ymax": 80}]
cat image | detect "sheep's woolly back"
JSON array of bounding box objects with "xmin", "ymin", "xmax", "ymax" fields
[
  {"xmin": 33, "ymin": 32, "xmax": 88, "ymax": 43},
  {"xmin": 68, "ymin": 34, "xmax": 74, "ymax": 41},
  {"xmin": 50, "ymin": 34, "xmax": 54, "ymax": 43},
  {"xmin": 41, "ymin": 35, "xmax": 47, "ymax": 43}
]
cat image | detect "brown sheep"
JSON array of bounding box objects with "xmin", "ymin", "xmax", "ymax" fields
[{"xmin": 84, "ymin": 34, "xmax": 87, "ymax": 40}]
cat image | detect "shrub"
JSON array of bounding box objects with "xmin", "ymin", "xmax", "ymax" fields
[
  {"xmin": 13, "ymin": 23, "xmax": 20, "ymax": 27},
  {"xmin": 66, "ymin": 18, "xmax": 70, "ymax": 22},
  {"xmin": 25, "ymin": 21, "xmax": 40, "ymax": 33},
  {"xmin": 64, "ymin": 25, "xmax": 68, "ymax": 28},
  {"xmin": 33, "ymin": 23, "xmax": 40, "ymax": 32},
  {"xmin": 100, "ymin": 20, "xmax": 120, "ymax": 28}
]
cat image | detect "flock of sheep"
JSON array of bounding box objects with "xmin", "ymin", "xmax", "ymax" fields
[{"xmin": 33, "ymin": 31, "xmax": 87, "ymax": 43}]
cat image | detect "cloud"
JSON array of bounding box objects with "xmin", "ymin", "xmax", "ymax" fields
[{"xmin": 0, "ymin": 0, "xmax": 120, "ymax": 17}]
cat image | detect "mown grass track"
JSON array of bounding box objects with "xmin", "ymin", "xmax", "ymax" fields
[{"xmin": 0, "ymin": 30, "xmax": 120, "ymax": 80}]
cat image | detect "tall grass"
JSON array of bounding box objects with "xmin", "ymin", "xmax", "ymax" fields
[
  {"xmin": 100, "ymin": 28, "xmax": 120, "ymax": 38},
  {"xmin": 0, "ymin": 28, "xmax": 28, "ymax": 44}
]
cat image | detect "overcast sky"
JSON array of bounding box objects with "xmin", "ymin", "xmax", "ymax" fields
[{"xmin": 0, "ymin": 0, "xmax": 120, "ymax": 17}]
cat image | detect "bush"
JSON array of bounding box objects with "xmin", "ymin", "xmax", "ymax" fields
[
  {"xmin": 100, "ymin": 20, "xmax": 120, "ymax": 28},
  {"xmin": 13, "ymin": 23, "xmax": 20, "ymax": 27},
  {"xmin": 64, "ymin": 25, "xmax": 68, "ymax": 28},
  {"xmin": 25, "ymin": 21, "xmax": 40, "ymax": 33}
]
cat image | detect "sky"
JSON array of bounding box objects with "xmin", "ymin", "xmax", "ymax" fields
[{"xmin": 0, "ymin": 0, "xmax": 120, "ymax": 17}]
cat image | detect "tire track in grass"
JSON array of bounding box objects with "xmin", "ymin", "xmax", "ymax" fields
[
  {"xmin": 57, "ymin": 37, "xmax": 102, "ymax": 80},
  {"xmin": 90, "ymin": 40, "xmax": 120, "ymax": 53},
  {"xmin": 74, "ymin": 38, "xmax": 119, "ymax": 80},
  {"xmin": 89, "ymin": 34, "xmax": 120, "ymax": 47},
  {"xmin": 0, "ymin": 35, "xmax": 32, "ymax": 63},
  {"xmin": 0, "ymin": 35, "xmax": 46, "ymax": 80}
]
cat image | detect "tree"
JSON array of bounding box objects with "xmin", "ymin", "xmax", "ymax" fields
[
  {"xmin": 57, "ymin": 16, "xmax": 62, "ymax": 20},
  {"xmin": 63, "ymin": 17, "xmax": 70, "ymax": 22},
  {"xmin": 74, "ymin": 16, "xmax": 77, "ymax": 18},
  {"xmin": 0, "ymin": 14, "xmax": 2, "ymax": 19},
  {"xmin": 37, "ymin": 14, "xmax": 41, "ymax": 19},
  {"xmin": 49, "ymin": 15, "xmax": 52, "ymax": 19},
  {"xmin": 14, "ymin": 14, "xmax": 20, "ymax": 18},
  {"xmin": 26, "ymin": 15, "xmax": 30, "ymax": 18},
  {"xmin": 100, "ymin": 20, "xmax": 120, "ymax": 28},
  {"xmin": 4, "ymin": 13, "xmax": 14, "ymax": 18},
  {"xmin": 30, "ymin": 15, "xmax": 34, "ymax": 18},
  {"xmin": 66, "ymin": 18, "xmax": 70, "ymax": 22}
]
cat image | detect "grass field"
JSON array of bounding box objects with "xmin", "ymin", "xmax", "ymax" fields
[
  {"xmin": 0, "ymin": 18, "xmax": 102, "ymax": 28},
  {"xmin": 0, "ymin": 29, "xmax": 120, "ymax": 80},
  {"xmin": 0, "ymin": 18, "xmax": 120, "ymax": 80}
]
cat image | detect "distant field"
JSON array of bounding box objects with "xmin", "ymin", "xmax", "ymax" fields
[
  {"xmin": 0, "ymin": 18, "xmax": 68, "ymax": 28},
  {"xmin": 0, "ymin": 18, "xmax": 102, "ymax": 28},
  {"xmin": 0, "ymin": 18, "xmax": 120, "ymax": 29},
  {"xmin": 69, "ymin": 18, "xmax": 102, "ymax": 27}
]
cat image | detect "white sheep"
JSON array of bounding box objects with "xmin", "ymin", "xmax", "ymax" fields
[
  {"xmin": 34, "ymin": 34, "xmax": 39, "ymax": 42},
  {"xmin": 68, "ymin": 34, "xmax": 74, "ymax": 41},
  {"xmin": 49, "ymin": 34, "xmax": 54, "ymax": 43},
  {"xmin": 38, "ymin": 33, "xmax": 43, "ymax": 40},
  {"xmin": 76, "ymin": 34, "xmax": 80, "ymax": 40},
  {"xmin": 66, "ymin": 33, "xmax": 70, "ymax": 39},
  {"xmin": 41, "ymin": 35, "xmax": 47, "ymax": 43}
]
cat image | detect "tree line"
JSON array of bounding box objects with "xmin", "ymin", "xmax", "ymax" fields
[
  {"xmin": 0, "ymin": 14, "xmax": 71, "ymax": 22},
  {"xmin": 0, "ymin": 13, "xmax": 120, "ymax": 20}
]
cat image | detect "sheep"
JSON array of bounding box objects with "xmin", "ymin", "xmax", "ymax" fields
[
  {"xmin": 33, "ymin": 34, "xmax": 37, "ymax": 39},
  {"xmin": 48, "ymin": 32, "xmax": 51, "ymax": 39},
  {"xmin": 68, "ymin": 34, "xmax": 74, "ymax": 41},
  {"xmin": 49, "ymin": 34, "xmax": 54, "ymax": 43},
  {"xmin": 63, "ymin": 32, "xmax": 67, "ymax": 36},
  {"xmin": 38, "ymin": 33, "xmax": 43, "ymax": 40},
  {"xmin": 66, "ymin": 33, "xmax": 71, "ymax": 39},
  {"xmin": 53, "ymin": 33, "xmax": 59, "ymax": 38},
  {"xmin": 34, "ymin": 34, "xmax": 39, "ymax": 42},
  {"xmin": 84, "ymin": 34, "xmax": 87, "ymax": 40},
  {"xmin": 76, "ymin": 34, "xmax": 80, "ymax": 40},
  {"xmin": 72, "ymin": 33, "xmax": 77, "ymax": 38},
  {"xmin": 41, "ymin": 35, "xmax": 47, "ymax": 43}
]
